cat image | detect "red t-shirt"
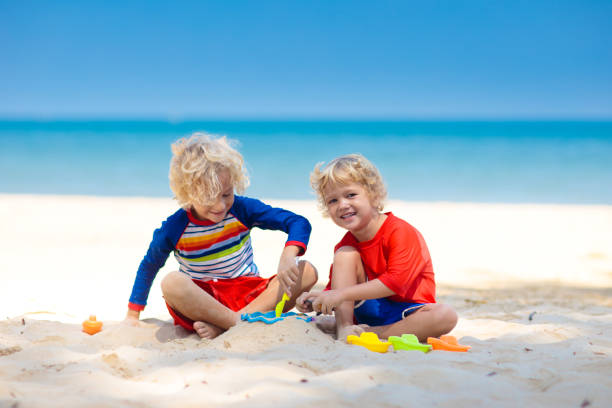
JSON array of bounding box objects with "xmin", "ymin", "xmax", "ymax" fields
[{"xmin": 325, "ymin": 212, "xmax": 436, "ymax": 304}]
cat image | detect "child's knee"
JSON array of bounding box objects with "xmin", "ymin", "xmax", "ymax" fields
[
  {"xmin": 299, "ymin": 260, "xmax": 318, "ymax": 288},
  {"xmin": 435, "ymin": 304, "xmax": 458, "ymax": 333},
  {"xmin": 161, "ymin": 271, "xmax": 189, "ymax": 298},
  {"xmin": 333, "ymin": 247, "xmax": 365, "ymax": 280}
]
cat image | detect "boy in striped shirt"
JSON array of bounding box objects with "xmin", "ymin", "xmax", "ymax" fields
[{"xmin": 125, "ymin": 133, "xmax": 317, "ymax": 338}]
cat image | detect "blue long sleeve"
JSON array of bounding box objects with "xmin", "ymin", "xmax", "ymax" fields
[
  {"xmin": 128, "ymin": 209, "xmax": 189, "ymax": 309},
  {"xmin": 231, "ymin": 196, "xmax": 311, "ymax": 254}
]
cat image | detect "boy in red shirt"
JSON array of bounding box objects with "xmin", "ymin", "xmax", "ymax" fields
[{"xmin": 297, "ymin": 154, "xmax": 457, "ymax": 341}]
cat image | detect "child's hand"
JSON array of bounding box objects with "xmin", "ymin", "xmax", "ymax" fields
[
  {"xmin": 122, "ymin": 317, "xmax": 140, "ymax": 327},
  {"xmin": 277, "ymin": 251, "xmax": 300, "ymax": 297},
  {"xmin": 122, "ymin": 309, "xmax": 141, "ymax": 327},
  {"xmin": 311, "ymin": 289, "xmax": 344, "ymax": 315},
  {"xmin": 296, "ymin": 291, "xmax": 316, "ymax": 313}
]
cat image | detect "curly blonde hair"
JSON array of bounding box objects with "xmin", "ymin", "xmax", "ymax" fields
[
  {"xmin": 310, "ymin": 154, "xmax": 387, "ymax": 215},
  {"xmin": 169, "ymin": 133, "xmax": 249, "ymax": 209}
]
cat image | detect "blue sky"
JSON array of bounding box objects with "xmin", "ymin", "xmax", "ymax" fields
[{"xmin": 1, "ymin": 1, "xmax": 611, "ymax": 119}]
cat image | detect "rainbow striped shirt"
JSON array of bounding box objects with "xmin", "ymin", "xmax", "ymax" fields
[
  {"xmin": 175, "ymin": 213, "xmax": 258, "ymax": 280},
  {"xmin": 128, "ymin": 195, "xmax": 311, "ymax": 311}
]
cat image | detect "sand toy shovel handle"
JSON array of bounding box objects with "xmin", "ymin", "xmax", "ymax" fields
[{"xmin": 275, "ymin": 293, "xmax": 290, "ymax": 317}]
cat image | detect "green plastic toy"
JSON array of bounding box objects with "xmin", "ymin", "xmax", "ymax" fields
[{"xmin": 388, "ymin": 334, "xmax": 432, "ymax": 353}]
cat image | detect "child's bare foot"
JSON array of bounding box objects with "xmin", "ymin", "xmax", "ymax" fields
[
  {"xmin": 314, "ymin": 315, "xmax": 337, "ymax": 334},
  {"xmin": 357, "ymin": 323, "xmax": 370, "ymax": 332},
  {"xmin": 337, "ymin": 324, "xmax": 366, "ymax": 342},
  {"xmin": 193, "ymin": 321, "xmax": 224, "ymax": 339}
]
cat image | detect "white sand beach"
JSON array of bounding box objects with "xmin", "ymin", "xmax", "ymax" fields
[{"xmin": 1, "ymin": 194, "xmax": 611, "ymax": 407}]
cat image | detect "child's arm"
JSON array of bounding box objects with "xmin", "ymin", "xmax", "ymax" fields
[
  {"xmin": 124, "ymin": 229, "xmax": 173, "ymax": 323},
  {"xmin": 304, "ymin": 279, "xmax": 394, "ymax": 315},
  {"xmin": 276, "ymin": 245, "xmax": 301, "ymax": 297},
  {"xmin": 232, "ymin": 196, "xmax": 312, "ymax": 295},
  {"xmin": 124, "ymin": 308, "xmax": 141, "ymax": 325},
  {"xmin": 124, "ymin": 210, "xmax": 186, "ymax": 323},
  {"xmin": 233, "ymin": 196, "xmax": 311, "ymax": 256}
]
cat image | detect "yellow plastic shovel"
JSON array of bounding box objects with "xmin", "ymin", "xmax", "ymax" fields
[{"xmin": 275, "ymin": 293, "xmax": 290, "ymax": 317}]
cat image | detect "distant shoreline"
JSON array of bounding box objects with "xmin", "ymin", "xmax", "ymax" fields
[
  {"xmin": 2, "ymin": 118, "xmax": 612, "ymax": 126},
  {"xmin": 2, "ymin": 192, "xmax": 612, "ymax": 207}
]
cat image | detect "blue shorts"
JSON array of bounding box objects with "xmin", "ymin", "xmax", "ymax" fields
[{"xmin": 353, "ymin": 298, "xmax": 426, "ymax": 326}]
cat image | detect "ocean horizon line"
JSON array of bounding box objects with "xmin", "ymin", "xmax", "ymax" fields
[
  {"xmin": 3, "ymin": 191, "xmax": 611, "ymax": 208},
  {"xmin": 1, "ymin": 117, "xmax": 612, "ymax": 124}
]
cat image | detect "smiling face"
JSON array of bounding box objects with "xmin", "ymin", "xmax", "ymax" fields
[
  {"xmin": 191, "ymin": 170, "xmax": 235, "ymax": 223},
  {"xmin": 322, "ymin": 181, "xmax": 384, "ymax": 241}
]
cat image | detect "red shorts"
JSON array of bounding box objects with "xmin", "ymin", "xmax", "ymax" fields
[{"xmin": 166, "ymin": 275, "xmax": 274, "ymax": 331}]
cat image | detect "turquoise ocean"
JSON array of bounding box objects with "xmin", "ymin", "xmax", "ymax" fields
[{"xmin": 1, "ymin": 120, "xmax": 611, "ymax": 204}]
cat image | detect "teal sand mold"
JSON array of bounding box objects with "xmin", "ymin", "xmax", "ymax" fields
[{"xmin": 241, "ymin": 311, "xmax": 314, "ymax": 324}]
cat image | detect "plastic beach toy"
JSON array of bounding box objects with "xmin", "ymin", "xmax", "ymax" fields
[
  {"xmin": 82, "ymin": 315, "xmax": 103, "ymax": 335},
  {"xmin": 346, "ymin": 332, "xmax": 391, "ymax": 353},
  {"xmin": 388, "ymin": 334, "xmax": 432, "ymax": 353},
  {"xmin": 275, "ymin": 293, "xmax": 290, "ymax": 317},
  {"xmin": 427, "ymin": 335, "xmax": 471, "ymax": 352},
  {"xmin": 241, "ymin": 311, "xmax": 313, "ymax": 324}
]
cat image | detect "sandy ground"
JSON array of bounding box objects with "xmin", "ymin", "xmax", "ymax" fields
[{"xmin": 1, "ymin": 194, "xmax": 611, "ymax": 407}]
